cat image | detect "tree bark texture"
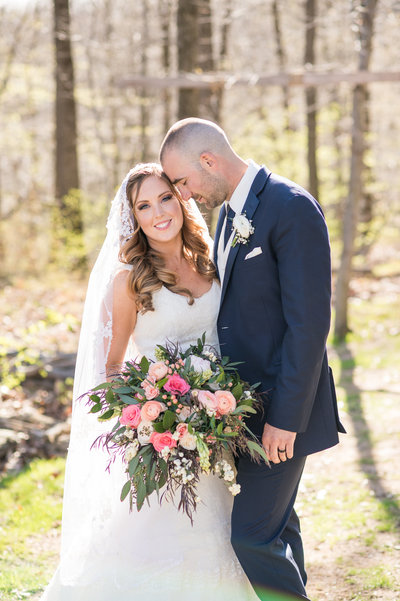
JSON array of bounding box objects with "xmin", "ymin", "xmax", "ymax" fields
[
  {"xmin": 159, "ymin": 0, "xmax": 173, "ymax": 132},
  {"xmin": 304, "ymin": 0, "xmax": 319, "ymax": 201},
  {"xmin": 177, "ymin": 0, "xmax": 200, "ymax": 118},
  {"xmin": 53, "ymin": 0, "xmax": 80, "ymax": 219},
  {"xmin": 197, "ymin": 0, "xmax": 216, "ymax": 120},
  {"xmin": 140, "ymin": 0, "xmax": 150, "ymax": 161},
  {"xmin": 334, "ymin": 0, "xmax": 378, "ymax": 340},
  {"xmin": 272, "ymin": 0, "xmax": 290, "ymax": 127}
]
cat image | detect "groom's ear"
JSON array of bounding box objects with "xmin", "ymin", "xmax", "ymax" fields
[{"xmin": 199, "ymin": 152, "xmax": 217, "ymax": 171}]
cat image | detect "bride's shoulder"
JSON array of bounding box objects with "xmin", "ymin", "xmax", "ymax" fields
[{"xmin": 112, "ymin": 267, "xmax": 134, "ymax": 300}]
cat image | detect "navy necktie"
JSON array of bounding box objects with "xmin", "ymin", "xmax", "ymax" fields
[{"xmin": 223, "ymin": 205, "xmax": 235, "ymax": 249}]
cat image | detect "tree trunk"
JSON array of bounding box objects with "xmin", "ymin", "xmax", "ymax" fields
[
  {"xmin": 304, "ymin": 0, "xmax": 319, "ymax": 200},
  {"xmin": 53, "ymin": 0, "xmax": 82, "ymax": 228},
  {"xmin": 159, "ymin": 0, "xmax": 172, "ymax": 132},
  {"xmin": 214, "ymin": 2, "xmax": 231, "ymax": 124},
  {"xmin": 334, "ymin": 0, "xmax": 378, "ymax": 340},
  {"xmin": 272, "ymin": 0, "xmax": 290, "ymax": 129},
  {"xmin": 177, "ymin": 0, "xmax": 199, "ymax": 118},
  {"xmin": 176, "ymin": 0, "xmax": 215, "ymax": 228},
  {"xmin": 197, "ymin": 0, "xmax": 216, "ymax": 120},
  {"xmin": 140, "ymin": 0, "xmax": 150, "ymax": 161}
]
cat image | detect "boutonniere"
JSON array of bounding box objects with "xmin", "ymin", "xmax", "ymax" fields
[{"xmin": 231, "ymin": 213, "xmax": 255, "ymax": 247}]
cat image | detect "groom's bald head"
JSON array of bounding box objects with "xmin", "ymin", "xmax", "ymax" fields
[
  {"xmin": 159, "ymin": 118, "xmax": 231, "ymax": 165},
  {"xmin": 160, "ymin": 118, "xmax": 248, "ymax": 209}
]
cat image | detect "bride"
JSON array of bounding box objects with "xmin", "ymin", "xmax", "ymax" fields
[{"xmin": 40, "ymin": 163, "xmax": 257, "ymax": 600}]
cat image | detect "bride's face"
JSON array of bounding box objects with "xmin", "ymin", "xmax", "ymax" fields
[{"xmin": 133, "ymin": 175, "xmax": 184, "ymax": 246}]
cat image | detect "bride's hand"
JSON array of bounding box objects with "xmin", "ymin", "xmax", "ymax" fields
[{"xmin": 262, "ymin": 422, "xmax": 297, "ymax": 464}]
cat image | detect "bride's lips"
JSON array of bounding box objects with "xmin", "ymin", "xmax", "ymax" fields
[{"xmin": 154, "ymin": 219, "xmax": 172, "ymax": 230}]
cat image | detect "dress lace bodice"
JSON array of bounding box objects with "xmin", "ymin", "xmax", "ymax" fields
[{"xmin": 131, "ymin": 280, "xmax": 220, "ymax": 360}]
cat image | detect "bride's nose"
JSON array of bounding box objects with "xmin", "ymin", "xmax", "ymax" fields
[{"xmin": 153, "ymin": 201, "xmax": 165, "ymax": 217}]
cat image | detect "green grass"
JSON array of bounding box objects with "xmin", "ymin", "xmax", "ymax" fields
[
  {"xmin": 346, "ymin": 565, "xmax": 393, "ymax": 591},
  {"xmin": 0, "ymin": 458, "xmax": 65, "ymax": 600}
]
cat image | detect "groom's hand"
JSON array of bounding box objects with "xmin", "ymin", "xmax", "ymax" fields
[{"xmin": 262, "ymin": 422, "xmax": 297, "ymax": 464}]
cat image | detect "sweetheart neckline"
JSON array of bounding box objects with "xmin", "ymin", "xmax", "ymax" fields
[{"xmin": 160, "ymin": 279, "xmax": 219, "ymax": 301}]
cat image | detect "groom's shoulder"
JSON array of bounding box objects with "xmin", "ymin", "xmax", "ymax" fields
[{"xmin": 260, "ymin": 169, "xmax": 322, "ymax": 215}]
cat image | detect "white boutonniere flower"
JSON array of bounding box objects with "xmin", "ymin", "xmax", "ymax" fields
[{"xmin": 231, "ymin": 213, "xmax": 255, "ymax": 247}]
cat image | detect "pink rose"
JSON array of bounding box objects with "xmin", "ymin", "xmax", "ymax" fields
[
  {"xmin": 120, "ymin": 404, "xmax": 141, "ymax": 428},
  {"xmin": 215, "ymin": 390, "xmax": 237, "ymax": 415},
  {"xmin": 176, "ymin": 423, "xmax": 188, "ymax": 438},
  {"xmin": 164, "ymin": 374, "xmax": 190, "ymax": 396},
  {"xmin": 150, "ymin": 431, "xmax": 177, "ymax": 452},
  {"xmin": 141, "ymin": 377, "xmax": 159, "ymax": 400},
  {"xmin": 141, "ymin": 400, "xmax": 164, "ymax": 421},
  {"xmin": 197, "ymin": 390, "xmax": 218, "ymax": 412},
  {"xmin": 148, "ymin": 361, "xmax": 169, "ymax": 381}
]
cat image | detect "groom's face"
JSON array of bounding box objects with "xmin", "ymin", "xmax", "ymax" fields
[{"xmin": 162, "ymin": 150, "xmax": 228, "ymax": 210}]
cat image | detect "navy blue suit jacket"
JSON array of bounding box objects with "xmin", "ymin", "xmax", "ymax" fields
[{"xmin": 214, "ymin": 167, "xmax": 345, "ymax": 457}]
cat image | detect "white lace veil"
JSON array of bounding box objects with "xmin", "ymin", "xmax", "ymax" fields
[{"xmin": 50, "ymin": 164, "xmax": 212, "ymax": 590}]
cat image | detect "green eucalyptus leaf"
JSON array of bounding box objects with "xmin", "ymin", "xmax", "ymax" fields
[
  {"xmin": 118, "ymin": 394, "xmax": 140, "ymax": 405},
  {"xmin": 231, "ymin": 383, "xmax": 243, "ymax": 400},
  {"xmin": 136, "ymin": 477, "xmax": 147, "ymax": 511},
  {"xmin": 158, "ymin": 458, "xmax": 168, "ymax": 478},
  {"xmin": 247, "ymin": 440, "xmax": 269, "ymax": 463},
  {"xmin": 120, "ymin": 480, "xmax": 131, "ymax": 501},
  {"xmin": 233, "ymin": 405, "xmax": 257, "ymax": 414},
  {"xmin": 114, "ymin": 386, "xmax": 134, "ymax": 394},
  {"xmin": 128, "ymin": 455, "xmax": 141, "ymax": 477},
  {"xmin": 91, "ymin": 382, "xmax": 113, "ymax": 391},
  {"xmin": 157, "ymin": 472, "xmax": 167, "ymax": 490}
]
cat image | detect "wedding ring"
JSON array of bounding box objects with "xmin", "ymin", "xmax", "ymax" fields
[{"xmin": 278, "ymin": 448, "xmax": 286, "ymax": 453}]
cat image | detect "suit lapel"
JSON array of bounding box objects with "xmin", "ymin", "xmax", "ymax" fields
[
  {"xmin": 219, "ymin": 167, "xmax": 270, "ymax": 306},
  {"xmin": 220, "ymin": 189, "xmax": 260, "ymax": 306},
  {"xmin": 213, "ymin": 204, "xmax": 226, "ymax": 279}
]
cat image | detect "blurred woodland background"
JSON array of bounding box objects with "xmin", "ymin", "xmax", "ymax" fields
[{"xmin": 0, "ymin": 1, "xmax": 400, "ymax": 600}]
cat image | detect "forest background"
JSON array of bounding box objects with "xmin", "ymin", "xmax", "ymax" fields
[{"xmin": 0, "ymin": 1, "xmax": 399, "ymax": 600}]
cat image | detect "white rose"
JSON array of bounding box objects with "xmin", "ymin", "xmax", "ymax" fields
[
  {"xmin": 188, "ymin": 355, "xmax": 211, "ymax": 373},
  {"xmin": 124, "ymin": 440, "xmax": 139, "ymax": 462},
  {"xmin": 137, "ymin": 420, "xmax": 154, "ymax": 444},
  {"xmin": 228, "ymin": 483, "xmax": 241, "ymax": 496},
  {"xmin": 177, "ymin": 405, "xmax": 193, "ymax": 422},
  {"xmin": 179, "ymin": 432, "xmax": 197, "ymax": 451},
  {"xmin": 233, "ymin": 214, "xmax": 251, "ymax": 238}
]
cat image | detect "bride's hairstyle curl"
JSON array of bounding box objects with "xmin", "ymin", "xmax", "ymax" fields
[{"xmin": 119, "ymin": 163, "xmax": 216, "ymax": 313}]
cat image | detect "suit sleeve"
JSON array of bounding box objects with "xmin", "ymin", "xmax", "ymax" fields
[{"xmin": 266, "ymin": 192, "xmax": 332, "ymax": 433}]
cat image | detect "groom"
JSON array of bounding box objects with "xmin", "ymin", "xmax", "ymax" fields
[{"xmin": 160, "ymin": 118, "xmax": 345, "ymax": 600}]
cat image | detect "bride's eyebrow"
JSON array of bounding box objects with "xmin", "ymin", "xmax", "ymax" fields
[{"xmin": 136, "ymin": 189, "xmax": 172, "ymax": 203}]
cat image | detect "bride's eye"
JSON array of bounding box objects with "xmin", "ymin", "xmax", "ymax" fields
[
  {"xmin": 161, "ymin": 194, "xmax": 172, "ymax": 202},
  {"xmin": 137, "ymin": 202, "xmax": 149, "ymax": 211}
]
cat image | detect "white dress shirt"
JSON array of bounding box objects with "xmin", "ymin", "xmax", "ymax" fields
[{"xmin": 217, "ymin": 159, "xmax": 260, "ymax": 283}]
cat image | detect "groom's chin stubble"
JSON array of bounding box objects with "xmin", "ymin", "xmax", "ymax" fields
[{"xmin": 204, "ymin": 197, "xmax": 224, "ymax": 210}]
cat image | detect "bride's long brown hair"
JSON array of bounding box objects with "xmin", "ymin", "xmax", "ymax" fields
[{"xmin": 119, "ymin": 163, "xmax": 216, "ymax": 313}]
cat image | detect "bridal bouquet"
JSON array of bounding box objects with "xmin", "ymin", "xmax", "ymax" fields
[{"xmin": 86, "ymin": 335, "xmax": 267, "ymax": 522}]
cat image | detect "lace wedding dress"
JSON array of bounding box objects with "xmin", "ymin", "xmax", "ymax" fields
[{"xmin": 41, "ymin": 281, "xmax": 257, "ymax": 601}]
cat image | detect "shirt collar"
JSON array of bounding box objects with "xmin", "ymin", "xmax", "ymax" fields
[{"xmin": 226, "ymin": 159, "xmax": 260, "ymax": 215}]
